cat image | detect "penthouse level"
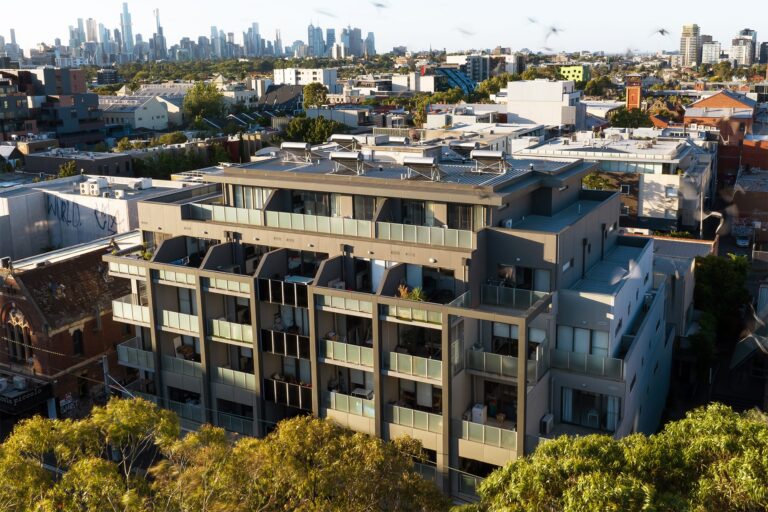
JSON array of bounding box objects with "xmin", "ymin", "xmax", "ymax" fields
[{"xmin": 105, "ymin": 136, "xmax": 674, "ymax": 501}]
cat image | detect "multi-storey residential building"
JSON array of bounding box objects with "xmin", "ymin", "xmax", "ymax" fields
[
  {"xmin": 515, "ymin": 127, "xmax": 717, "ymax": 233},
  {"xmin": 445, "ymin": 55, "xmax": 491, "ymax": 83},
  {"xmin": 105, "ymin": 136, "xmax": 675, "ymax": 499},
  {"xmin": 505, "ymin": 79, "xmax": 586, "ymax": 130},
  {"xmin": 559, "ymin": 65, "xmax": 591, "ymax": 83},
  {"xmin": 701, "ymin": 41, "xmax": 722, "ymax": 65},
  {"xmin": 680, "ymin": 24, "xmax": 701, "ymax": 67},
  {"xmin": 272, "ymin": 68, "xmax": 339, "ymax": 94}
]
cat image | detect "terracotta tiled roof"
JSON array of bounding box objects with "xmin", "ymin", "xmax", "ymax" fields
[{"xmin": 16, "ymin": 248, "xmax": 131, "ymax": 330}]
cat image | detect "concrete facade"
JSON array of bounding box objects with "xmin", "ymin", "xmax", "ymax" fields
[{"xmin": 104, "ymin": 136, "xmax": 678, "ymax": 500}]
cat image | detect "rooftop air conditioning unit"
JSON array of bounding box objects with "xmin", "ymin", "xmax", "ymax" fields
[
  {"xmin": 113, "ymin": 189, "xmax": 125, "ymax": 199},
  {"xmin": 13, "ymin": 376, "xmax": 27, "ymax": 391},
  {"xmin": 540, "ymin": 413, "xmax": 554, "ymax": 435},
  {"xmin": 102, "ymin": 191, "xmax": 111, "ymax": 198}
]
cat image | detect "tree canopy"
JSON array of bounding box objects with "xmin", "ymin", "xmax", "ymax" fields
[
  {"xmin": 694, "ymin": 253, "xmax": 750, "ymax": 343},
  {"xmin": 0, "ymin": 397, "xmax": 447, "ymax": 512},
  {"xmin": 183, "ymin": 82, "xmax": 225, "ymax": 120},
  {"xmin": 474, "ymin": 404, "xmax": 768, "ymax": 512},
  {"xmin": 56, "ymin": 160, "xmax": 79, "ymax": 178},
  {"xmin": 284, "ymin": 115, "xmax": 349, "ymax": 145},
  {"xmin": 303, "ymin": 82, "xmax": 329, "ymax": 108},
  {"xmin": 609, "ymin": 107, "xmax": 653, "ymax": 128}
]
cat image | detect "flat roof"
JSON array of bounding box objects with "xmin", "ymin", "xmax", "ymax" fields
[
  {"xmin": 27, "ymin": 149, "xmax": 125, "ymax": 160},
  {"xmin": 12, "ymin": 230, "xmax": 142, "ymax": 270},
  {"xmin": 0, "ymin": 175, "xmax": 188, "ymax": 199},
  {"xmin": 510, "ymin": 199, "xmax": 603, "ymax": 233},
  {"xmin": 685, "ymin": 107, "xmax": 753, "ymax": 119},
  {"xmin": 203, "ymin": 145, "xmax": 580, "ymax": 191},
  {"xmin": 570, "ymin": 243, "xmax": 646, "ymax": 295},
  {"xmin": 735, "ymin": 169, "xmax": 768, "ymax": 193},
  {"xmin": 519, "ymin": 135, "xmax": 692, "ymax": 162}
]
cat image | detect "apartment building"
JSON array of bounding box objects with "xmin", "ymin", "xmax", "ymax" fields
[
  {"xmin": 504, "ymin": 80, "xmax": 586, "ymax": 130},
  {"xmin": 272, "ymin": 68, "xmax": 339, "ymax": 93},
  {"xmin": 515, "ymin": 128, "xmax": 717, "ymax": 233},
  {"xmin": 99, "ymin": 96, "xmax": 169, "ymax": 131},
  {"xmin": 105, "ymin": 138, "xmax": 674, "ymax": 499}
]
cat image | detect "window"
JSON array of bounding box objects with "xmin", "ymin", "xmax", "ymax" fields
[
  {"xmin": 665, "ymin": 186, "xmax": 677, "ymax": 198},
  {"xmin": 72, "ymin": 329, "xmax": 84, "ymax": 356},
  {"xmin": 562, "ymin": 259, "xmax": 573, "ymax": 272},
  {"xmin": 664, "ymin": 208, "xmax": 676, "ymax": 219},
  {"xmin": 620, "ymin": 184, "xmax": 631, "ymax": 195},
  {"xmin": 353, "ymin": 195, "xmax": 376, "ymax": 221},
  {"xmin": 562, "ymin": 388, "xmax": 621, "ymax": 432},
  {"xmin": 621, "ymin": 205, "xmax": 630, "ymax": 215},
  {"xmin": 401, "ymin": 200, "xmax": 426, "ymax": 225},
  {"xmin": 447, "ymin": 203, "xmax": 473, "ymax": 230}
]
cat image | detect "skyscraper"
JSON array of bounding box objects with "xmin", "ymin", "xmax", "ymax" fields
[
  {"xmin": 77, "ymin": 18, "xmax": 86, "ymax": 45},
  {"xmin": 365, "ymin": 32, "xmax": 376, "ymax": 57},
  {"xmin": 307, "ymin": 24, "xmax": 325, "ymax": 57},
  {"xmin": 326, "ymin": 28, "xmax": 336, "ymax": 54},
  {"xmin": 121, "ymin": 3, "xmax": 134, "ymax": 55},
  {"xmin": 86, "ymin": 18, "xmax": 98, "ymax": 43},
  {"xmin": 731, "ymin": 28, "xmax": 757, "ymax": 67},
  {"xmin": 679, "ymin": 24, "xmax": 701, "ymax": 67},
  {"xmin": 274, "ymin": 30, "xmax": 283, "ymax": 57},
  {"xmin": 9, "ymin": 28, "xmax": 16, "ymax": 46}
]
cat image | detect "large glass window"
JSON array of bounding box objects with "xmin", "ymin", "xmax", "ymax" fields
[
  {"xmin": 401, "ymin": 200, "xmax": 426, "ymax": 225},
  {"xmin": 561, "ymin": 387, "xmax": 621, "ymax": 432},
  {"xmin": 557, "ymin": 325, "xmax": 610, "ymax": 356},
  {"xmin": 447, "ymin": 203, "xmax": 473, "ymax": 230},
  {"xmin": 353, "ymin": 195, "xmax": 376, "ymax": 221},
  {"xmin": 292, "ymin": 191, "xmax": 330, "ymax": 216}
]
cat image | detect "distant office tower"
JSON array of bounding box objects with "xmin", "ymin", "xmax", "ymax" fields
[
  {"xmin": 0, "ymin": 35, "xmax": 5, "ymax": 49},
  {"xmin": 326, "ymin": 28, "xmax": 336, "ymax": 54},
  {"xmin": 760, "ymin": 42, "xmax": 768, "ymax": 64},
  {"xmin": 86, "ymin": 18, "xmax": 98, "ymax": 42},
  {"xmin": 679, "ymin": 24, "xmax": 701, "ymax": 67},
  {"xmin": 365, "ymin": 32, "xmax": 376, "ymax": 57},
  {"xmin": 348, "ymin": 27, "xmax": 363, "ymax": 57},
  {"xmin": 731, "ymin": 29, "xmax": 757, "ymax": 67},
  {"xmin": 121, "ymin": 3, "xmax": 134, "ymax": 54},
  {"xmin": 77, "ymin": 19, "xmax": 86, "ymax": 44},
  {"xmin": 10, "ymin": 28, "xmax": 16, "ymax": 46},
  {"xmin": 274, "ymin": 30, "xmax": 283, "ymax": 57},
  {"xmin": 307, "ymin": 24, "xmax": 325, "ymax": 57},
  {"xmin": 701, "ymin": 41, "xmax": 721, "ymax": 64}
]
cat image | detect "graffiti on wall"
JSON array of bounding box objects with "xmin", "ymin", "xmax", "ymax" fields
[
  {"xmin": 46, "ymin": 195, "xmax": 122, "ymax": 236},
  {"xmin": 46, "ymin": 195, "xmax": 82, "ymax": 229}
]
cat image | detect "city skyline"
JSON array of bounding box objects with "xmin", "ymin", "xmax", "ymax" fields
[{"xmin": 3, "ymin": 0, "xmax": 768, "ymax": 56}]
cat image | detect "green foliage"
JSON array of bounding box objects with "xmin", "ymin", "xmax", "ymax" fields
[
  {"xmin": 476, "ymin": 404, "xmax": 768, "ymax": 512},
  {"xmin": 303, "ymin": 82, "xmax": 329, "ymax": 108},
  {"xmin": 583, "ymin": 75, "xmax": 616, "ymax": 97},
  {"xmin": 521, "ymin": 66, "xmax": 559, "ymax": 81},
  {"xmin": 56, "ymin": 160, "xmax": 79, "ymax": 178},
  {"xmin": 476, "ymin": 73, "xmax": 521, "ymax": 97},
  {"xmin": 693, "ymin": 254, "xmax": 750, "ymax": 343},
  {"xmin": 115, "ymin": 137, "xmax": 134, "ymax": 152},
  {"xmin": 183, "ymin": 82, "xmax": 225, "ymax": 120},
  {"xmin": 0, "ymin": 398, "xmax": 447, "ymax": 512},
  {"xmin": 284, "ymin": 116, "xmax": 349, "ymax": 145},
  {"xmin": 153, "ymin": 131, "xmax": 188, "ymax": 146},
  {"xmin": 582, "ymin": 172, "xmax": 612, "ymax": 190},
  {"xmin": 609, "ymin": 107, "xmax": 653, "ymax": 128}
]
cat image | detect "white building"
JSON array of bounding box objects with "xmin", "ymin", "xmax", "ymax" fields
[
  {"xmin": 0, "ymin": 175, "xmax": 191, "ymax": 260},
  {"xmin": 272, "ymin": 68, "xmax": 339, "ymax": 93},
  {"xmin": 445, "ymin": 54, "xmax": 491, "ymax": 82},
  {"xmin": 391, "ymin": 73, "xmax": 439, "ymax": 93},
  {"xmin": 505, "ymin": 79, "xmax": 586, "ymax": 129},
  {"xmin": 99, "ymin": 96, "xmax": 169, "ymax": 131},
  {"xmin": 701, "ymin": 42, "xmax": 722, "ymax": 64}
]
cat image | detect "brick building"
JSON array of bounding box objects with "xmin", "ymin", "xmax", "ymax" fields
[
  {"xmin": 0, "ymin": 233, "xmax": 138, "ymax": 435},
  {"xmin": 684, "ymin": 90, "xmax": 757, "ymax": 183}
]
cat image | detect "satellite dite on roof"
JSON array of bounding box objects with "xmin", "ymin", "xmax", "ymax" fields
[
  {"xmin": 280, "ymin": 142, "xmax": 312, "ymax": 163},
  {"xmin": 470, "ymin": 150, "xmax": 510, "ymax": 174},
  {"xmin": 402, "ymin": 156, "xmax": 446, "ymax": 182}
]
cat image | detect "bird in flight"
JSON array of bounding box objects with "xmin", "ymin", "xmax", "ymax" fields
[
  {"xmin": 456, "ymin": 27, "xmax": 476, "ymax": 36},
  {"xmin": 314, "ymin": 8, "xmax": 336, "ymax": 18},
  {"xmin": 527, "ymin": 17, "xmax": 538, "ymax": 24},
  {"xmin": 652, "ymin": 28, "xmax": 670, "ymax": 36},
  {"xmin": 544, "ymin": 26, "xmax": 564, "ymax": 41},
  {"xmin": 370, "ymin": 1, "xmax": 388, "ymax": 8}
]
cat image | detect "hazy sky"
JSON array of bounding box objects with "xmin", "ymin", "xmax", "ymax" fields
[{"xmin": 3, "ymin": 0, "xmax": 766, "ymax": 55}]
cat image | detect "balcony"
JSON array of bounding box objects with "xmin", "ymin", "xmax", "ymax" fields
[
  {"xmin": 452, "ymin": 286, "xmax": 550, "ymax": 314},
  {"xmin": 460, "ymin": 420, "xmax": 517, "ymax": 451},
  {"xmin": 204, "ymin": 276, "xmax": 251, "ymax": 296},
  {"xmin": 257, "ymin": 278, "xmax": 310, "ymax": 308},
  {"xmin": 160, "ymin": 310, "xmax": 200, "ymax": 335},
  {"xmin": 122, "ymin": 379, "xmax": 158, "ymax": 404},
  {"xmin": 326, "ymin": 391, "xmax": 375, "ymax": 418},
  {"xmin": 382, "ymin": 304, "xmax": 442, "ymax": 325},
  {"xmin": 185, "ymin": 203, "xmax": 263, "ymax": 226},
  {"xmin": 386, "ymin": 351, "xmax": 442, "ymax": 382},
  {"xmin": 466, "ymin": 349, "xmax": 537, "ymax": 381},
  {"xmin": 211, "ymin": 366, "xmax": 256, "ymax": 391},
  {"xmin": 210, "ymin": 318, "xmax": 254, "ymax": 345},
  {"xmin": 376, "ymin": 222, "xmax": 474, "ymax": 249},
  {"xmin": 265, "ymin": 210, "xmax": 373, "ymax": 238},
  {"xmin": 414, "ymin": 462, "xmax": 438, "ymax": 483},
  {"xmin": 161, "ymin": 355, "xmax": 203, "ymax": 379},
  {"xmin": 112, "ymin": 295, "xmax": 150, "ymax": 326},
  {"xmin": 389, "ymin": 404, "xmax": 443, "ymax": 433},
  {"xmin": 217, "ymin": 411, "xmax": 254, "ymax": 435},
  {"xmin": 167, "ymin": 399, "xmax": 204, "ymax": 424},
  {"xmin": 315, "ymin": 294, "xmax": 373, "ymax": 315},
  {"xmin": 156, "ymin": 268, "xmax": 196, "ymax": 287},
  {"xmin": 116, "ymin": 338, "xmax": 154, "ymax": 372},
  {"xmin": 261, "ymin": 329, "xmax": 310, "ymax": 359},
  {"xmin": 550, "ymin": 349, "xmax": 624, "ymax": 380},
  {"xmin": 107, "ymin": 260, "xmax": 147, "ymax": 279},
  {"xmin": 320, "ymin": 339, "xmax": 374, "ymax": 368},
  {"xmin": 263, "ymin": 377, "xmax": 312, "ymax": 410}
]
